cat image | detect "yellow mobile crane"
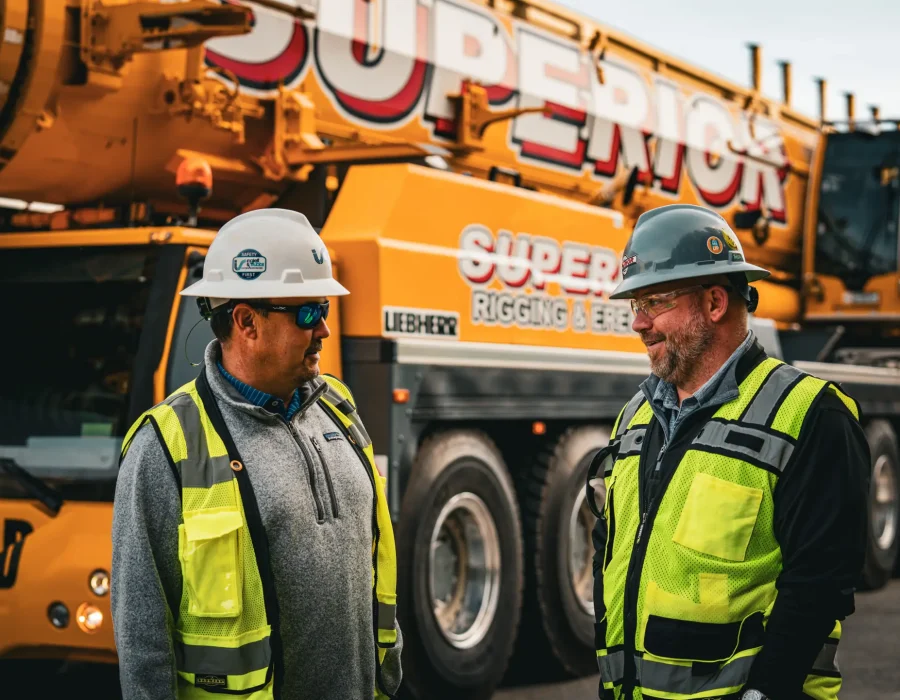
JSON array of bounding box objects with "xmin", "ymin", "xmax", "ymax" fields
[{"xmin": 0, "ymin": 1, "xmax": 898, "ymax": 697}]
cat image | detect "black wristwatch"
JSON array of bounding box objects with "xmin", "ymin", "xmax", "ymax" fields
[{"xmin": 740, "ymin": 690, "xmax": 770, "ymax": 700}]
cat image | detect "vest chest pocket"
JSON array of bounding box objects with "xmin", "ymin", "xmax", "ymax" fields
[
  {"xmin": 672, "ymin": 472, "xmax": 763, "ymax": 562},
  {"xmin": 178, "ymin": 507, "xmax": 244, "ymax": 618}
]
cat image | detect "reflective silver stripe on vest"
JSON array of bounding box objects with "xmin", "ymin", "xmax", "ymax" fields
[
  {"xmin": 598, "ymin": 650, "xmax": 625, "ymax": 684},
  {"xmin": 617, "ymin": 392, "xmax": 646, "ymax": 437},
  {"xmin": 636, "ymin": 653, "xmax": 754, "ymax": 694},
  {"xmin": 167, "ymin": 395, "xmax": 234, "ymax": 489},
  {"xmin": 618, "ymin": 427, "xmax": 647, "ymax": 457},
  {"xmin": 742, "ymin": 363, "xmax": 804, "ymax": 426},
  {"xmin": 694, "ymin": 421, "xmax": 795, "ymax": 472},
  {"xmin": 377, "ymin": 602, "xmax": 396, "ymax": 631},
  {"xmin": 812, "ymin": 642, "xmax": 840, "ymax": 673},
  {"xmin": 175, "ymin": 636, "xmax": 271, "ymax": 675}
]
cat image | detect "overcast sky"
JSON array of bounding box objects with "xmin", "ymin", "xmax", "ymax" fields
[{"xmin": 557, "ymin": 0, "xmax": 900, "ymax": 124}]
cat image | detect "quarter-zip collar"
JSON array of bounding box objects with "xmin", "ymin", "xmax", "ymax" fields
[{"xmin": 203, "ymin": 341, "xmax": 326, "ymax": 423}]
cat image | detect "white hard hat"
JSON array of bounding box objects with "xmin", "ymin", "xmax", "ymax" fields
[{"xmin": 181, "ymin": 208, "xmax": 349, "ymax": 309}]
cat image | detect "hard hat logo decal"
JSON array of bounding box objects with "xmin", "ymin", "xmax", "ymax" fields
[
  {"xmin": 722, "ymin": 231, "xmax": 738, "ymax": 250},
  {"xmin": 622, "ymin": 255, "xmax": 638, "ymax": 275},
  {"xmin": 312, "ymin": 248, "xmax": 325, "ymax": 265},
  {"xmin": 232, "ymin": 249, "xmax": 267, "ymax": 280},
  {"xmin": 706, "ymin": 237, "xmax": 723, "ymax": 255}
]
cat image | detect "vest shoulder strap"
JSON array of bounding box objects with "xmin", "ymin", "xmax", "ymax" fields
[
  {"xmin": 737, "ymin": 359, "xmax": 806, "ymax": 426},
  {"xmin": 318, "ymin": 374, "xmax": 372, "ymax": 450},
  {"xmin": 613, "ymin": 390, "xmax": 648, "ymax": 438},
  {"xmin": 825, "ymin": 381, "xmax": 861, "ymax": 421},
  {"xmin": 120, "ymin": 380, "xmax": 198, "ymax": 461}
]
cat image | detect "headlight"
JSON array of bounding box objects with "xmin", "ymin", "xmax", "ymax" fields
[
  {"xmin": 76, "ymin": 603, "xmax": 103, "ymax": 633},
  {"xmin": 89, "ymin": 569, "xmax": 110, "ymax": 596}
]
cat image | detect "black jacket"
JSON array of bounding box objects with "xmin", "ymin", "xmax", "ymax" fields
[{"xmin": 592, "ymin": 343, "xmax": 871, "ymax": 700}]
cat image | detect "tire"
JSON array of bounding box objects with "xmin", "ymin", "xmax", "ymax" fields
[
  {"xmin": 511, "ymin": 425, "xmax": 610, "ymax": 682},
  {"xmin": 396, "ymin": 430, "xmax": 524, "ymax": 700},
  {"xmin": 860, "ymin": 420, "xmax": 900, "ymax": 590}
]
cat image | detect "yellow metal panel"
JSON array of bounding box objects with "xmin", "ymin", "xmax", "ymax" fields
[
  {"xmin": 0, "ymin": 501, "xmax": 118, "ymax": 660},
  {"xmin": 321, "ymin": 162, "xmax": 646, "ymax": 354},
  {"xmin": 803, "ymin": 272, "xmax": 900, "ymax": 321},
  {"xmin": 0, "ymin": 227, "xmax": 215, "ymax": 249}
]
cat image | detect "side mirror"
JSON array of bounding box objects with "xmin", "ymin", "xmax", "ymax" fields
[{"xmin": 733, "ymin": 209, "xmax": 763, "ymax": 230}]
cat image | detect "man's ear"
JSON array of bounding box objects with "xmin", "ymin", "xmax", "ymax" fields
[
  {"xmin": 708, "ymin": 286, "xmax": 730, "ymax": 322},
  {"xmin": 232, "ymin": 303, "xmax": 259, "ymax": 339}
]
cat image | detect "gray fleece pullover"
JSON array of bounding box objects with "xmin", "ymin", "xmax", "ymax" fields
[{"xmin": 111, "ymin": 340, "xmax": 402, "ymax": 699}]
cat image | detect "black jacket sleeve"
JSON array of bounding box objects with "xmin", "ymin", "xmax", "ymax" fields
[{"xmin": 745, "ymin": 389, "xmax": 871, "ymax": 699}]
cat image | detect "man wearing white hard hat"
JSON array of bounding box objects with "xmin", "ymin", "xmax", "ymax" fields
[{"xmin": 111, "ymin": 209, "xmax": 403, "ymax": 700}]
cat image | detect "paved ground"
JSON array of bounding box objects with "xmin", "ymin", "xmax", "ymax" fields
[
  {"xmin": 495, "ymin": 580, "xmax": 900, "ymax": 700},
  {"xmin": 3, "ymin": 581, "xmax": 898, "ymax": 699}
]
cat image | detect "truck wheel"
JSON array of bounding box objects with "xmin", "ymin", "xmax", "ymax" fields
[
  {"xmin": 860, "ymin": 420, "xmax": 900, "ymax": 590},
  {"xmin": 515, "ymin": 425, "xmax": 609, "ymax": 680},
  {"xmin": 396, "ymin": 430, "xmax": 524, "ymax": 700}
]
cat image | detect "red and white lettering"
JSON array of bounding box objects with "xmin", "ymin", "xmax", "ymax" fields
[
  {"xmin": 588, "ymin": 248, "xmax": 620, "ymax": 297},
  {"xmin": 559, "ymin": 242, "xmax": 591, "ymax": 295},
  {"xmin": 735, "ymin": 115, "xmax": 788, "ymax": 222},
  {"xmin": 459, "ymin": 226, "xmax": 623, "ymax": 298},
  {"xmin": 652, "ymin": 76, "xmax": 686, "ymax": 193},
  {"xmin": 587, "ymin": 60, "xmax": 652, "ymax": 178},
  {"xmin": 530, "ymin": 236, "xmax": 563, "ymax": 290},
  {"xmin": 494, "ymin": 230, "xmax": 532, "ymax": 287},
  {"xmin": 424, "ymin": 0, "xmax": 512, "ymax": 137},
  {"xmin": 206, "ymin": 0, "xmax": 792, "ymax": 226},
  {"xmin": 205, "ymin": 1, "xmax": 310, "ymax": 92},
  {"xmin": 685, "ymin": 96, "xmax": 742, "ymax": 206},
  {"xmin": 458, "ymin": 224, "xmax": 496, "ymax": 284},
  {"xmin": 315, "ymin": 0, "xmax": 428, "ymax": 123},
  {"xmin": 511, "ymin": 28, "xmax": 588, "ymax": 169}
]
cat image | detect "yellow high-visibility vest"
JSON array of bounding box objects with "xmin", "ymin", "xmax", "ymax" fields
[
  {"xmin": 587, "ymin": 357, "xmax": 860, "ymax": 700},
  {"xmin": 121, "ymin": 371, "xmax": 398, "ymax": 699}
]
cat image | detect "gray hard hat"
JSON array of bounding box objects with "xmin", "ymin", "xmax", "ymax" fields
[{"xmin": 609, "ymin": 204, "xmax": 770, "ymax": 303}]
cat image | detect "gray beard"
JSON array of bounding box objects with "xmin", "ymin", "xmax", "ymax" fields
[{"xmin": 649, "ymin": 313, "xmax": 715, "ymax": 387}]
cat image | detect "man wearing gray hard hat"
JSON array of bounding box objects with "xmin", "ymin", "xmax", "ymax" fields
[{"xmin": 586, "ymin": 204, "xmax": 869, "ymax": 700}]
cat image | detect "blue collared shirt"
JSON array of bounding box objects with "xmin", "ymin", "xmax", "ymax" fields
[
  {"xmin": 217, "ymin": 361, "xmax": 303, "ymax": 420},
  {"xmin": 642, "ymin": 330, "xmax": 756, "ymax": 443}
]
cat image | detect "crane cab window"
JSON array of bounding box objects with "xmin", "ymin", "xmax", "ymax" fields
[
  {"xmin": 0, "ymin": 245, "xmax": 163, "ymax": 495},
  {"xmin": 816, "ymin": 130, "xmax": 900, "ymax": 291}
]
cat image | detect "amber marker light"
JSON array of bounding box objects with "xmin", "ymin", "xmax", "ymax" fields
[{"xmin": 76, "ymin": 603, "xmax": 104, "ymax": 633}]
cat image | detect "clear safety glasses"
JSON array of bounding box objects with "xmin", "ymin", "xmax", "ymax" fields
[{"xmin": 629, "ymin": 285, "xmax": 707, "ymax": 320}]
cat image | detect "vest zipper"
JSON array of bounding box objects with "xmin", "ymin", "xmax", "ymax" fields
[
  {"xmin": 287, "ymin": 421, "xmax": 326, "ymax": 523},
  {"xmin": 311, "ymin": 435, "xmax": 340, "ymax": 518},
  {"xmin": 635, "ymin": 442, "xmax": 666, "ymax": 546}
]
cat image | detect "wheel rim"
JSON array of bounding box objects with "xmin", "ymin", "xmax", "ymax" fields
[
  {"xmin": 429, "ymin": 492, "xmax": 501, "ymax": 649},
  {"xmin": 872, "ymin": 454, "xmax": 898, "ymax": 551},
  {"xmin": 569, "ymin": 484, "xmax": 599, "ymax": 615}
]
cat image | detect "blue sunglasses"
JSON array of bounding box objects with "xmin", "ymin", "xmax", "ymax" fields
[{"xmin": 246, "ymin": 300, "xmax": 330, "ymax": 329}]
